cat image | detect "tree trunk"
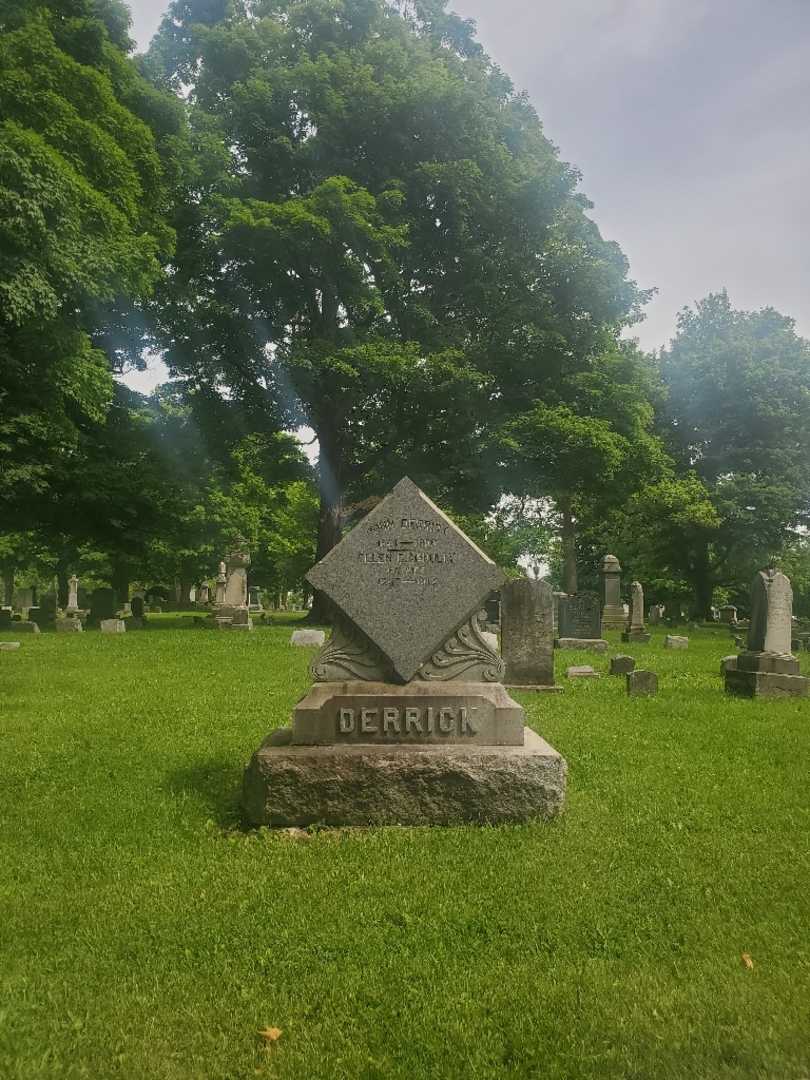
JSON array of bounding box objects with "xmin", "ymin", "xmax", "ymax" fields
[
  {"xmin": 691, "ymin": 545, "xmax": 714, "ymax": 621},
  {"xmin": 112, "ymin": 564, "xmax": 130, "ymax": 606},
  {"xmin": 2, "ymin": 566, "xmax": 13, "ymax": 607},
  {"xmin": 560, "ymin": 500, "xmax": 578, "ymax": 594},
  {"xmin": 306, "ymin": 486, "xmax": 342, "ymax": 623},
  {"xmin": 56, "ymin": 560, "xmax": 69, "ymax": 610}
]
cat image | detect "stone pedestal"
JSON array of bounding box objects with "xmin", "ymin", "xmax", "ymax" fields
[
  {"xmin": 621, "ymin": 629, "xmax": 651, "ymax": 644},
  {"xmin": 55, "ymin": 618, "xmax": 83, "ymax": 633},
  {"xmin": 288, "ymin": 680, "xmax": 526, "ymax": 746},
  {"xmin": 725, "ymin": 651, "xmax": 809, "ymax": 698},
  {"xmin": 244, "ymin": 727, "xmax": 566, "ymax": 827}
]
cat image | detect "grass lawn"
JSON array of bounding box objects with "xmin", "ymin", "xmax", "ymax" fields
[{"xmin": 1, "ymin": 619, "xmax": 809, "ymax": 1079}]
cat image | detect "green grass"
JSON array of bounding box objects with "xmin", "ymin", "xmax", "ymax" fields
[{"xmin": 1, "ymin": 622, "xmax": 809, "ymax": 1079}]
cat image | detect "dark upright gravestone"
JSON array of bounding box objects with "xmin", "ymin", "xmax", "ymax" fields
[
  {"xmin": 29, "ymin": 592, "xmax": 57, "ymax": 630},
  {"xmin": 557, "ymin": 592, "xmax": 606, "ymax": 650},
  {"xmin": 558, "ymin": 593, "xmax": 601, "ymax": 639},
  {"xmin": 500, "ymin": 578, "xmax": 557, "ymax": 690},
  {"xmin": 243, "ymin": 478, "xmax": 566, "ymax": 826},
  {"xmin": 88, "ymin": 588, "xmax": 118, "ymax": 628}
]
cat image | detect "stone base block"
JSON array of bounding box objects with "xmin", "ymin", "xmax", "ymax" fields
[
  {"xmin": 55, "ymin": 618, "xmax": 83, "ymax": 633},
  {"xmin": 100, "ymin": 619, "xmax": 126, "ymax": 634},
  {"xmin": 505, "ymin": 684, "xmax": 563, "ymax": 693},
  {"xmin": 725, "ymin": 670, "xmax": 810, "ymax": 698},
  {"xmin": 621, "ymin": 630, "xmax": 651, "ymax": 643},
  {"xmin": 15, "ymin": 621, "xmax": 40, "ymax": 634},
  {"xmin": 243, "ymin": 727, "xmax": 566, "ymax": 827},
  {"xmin": 556, "ymin": 638, "xmax": 608, "ymax": 653}
]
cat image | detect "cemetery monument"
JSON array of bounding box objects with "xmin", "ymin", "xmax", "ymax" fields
[
  {"xmin": 725, "ymin": 568, "xmax": 809, "ymax": 698},
  {"xmin": 244, "ymin": 478, "xmax": 567, "ymax": 826}
]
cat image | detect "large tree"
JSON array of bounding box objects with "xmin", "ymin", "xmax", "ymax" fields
[
  {"xmin": 655, "ymin": 291, "xmax": 810, "ymax": 614},
  {"xmin": 146, "ymin": 0, "xmax": 644, "ymax": 614},
  {"xmin": 0, "ymin": 0, "xmax": 183, "ymax": 517}
]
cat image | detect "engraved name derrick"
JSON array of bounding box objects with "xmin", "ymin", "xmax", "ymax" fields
[{"xmin": 338, "ymin": 705, "xmax": 479, "ymax": 737}]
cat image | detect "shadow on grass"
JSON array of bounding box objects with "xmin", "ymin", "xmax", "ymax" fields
[{"xmin": 166, "ymin": 758, "xmax": 246, "ymax": 829}]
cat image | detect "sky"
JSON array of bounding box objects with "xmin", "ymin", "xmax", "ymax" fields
[{"xmin": 126, "ymin": 0, "xmax": 810, "ymax": 393}]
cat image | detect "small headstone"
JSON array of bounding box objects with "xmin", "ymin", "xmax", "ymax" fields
[
  {"xmin": 501, "ymin": 578, "xmax": 554, "ymax": 688},
  {"xmin": 15, "ymin": 621, "xmax": 39, "ymax": 634},
  {"xmin": 610, "ymin": 655, "xmax": 636, "ymax": 675},
  {"xmin": 290, "ymin": 629, "xmax": 326, "ymax": 647},
  {"xmin": 556, "ymin": 638, "xmax": 608, "ymax": 653},
  {"xmin": 198, "ymin": 583, "xmax": 210, "ymax": 605},
  {"xmin": 627, "ymin": 670, "xmax": 658, "ymax": 696},
  {"xmin": 100, "ymin": 619, "xmax": 126, "ymax": 634},
  {"xmin": 665, "ymin": 635, "xmax": 689, "ymax": 650},
  {"xmin": 719, "ymin": 604, "xmax": 738, "ymax": 625},
  {"xmin": 558, "ymin": 592, "xmax": 601, "ymax": 642},
  {"xmin": 567, "ymin": 665, "xmax": 598, "ymax": 679},
  {"xmin": 0, "ymin": 641, "xmax": 21, "ymax": 651},
  {"xmin": 0, "ymin": 608, "xmax": 13, "ymax": 630},
  {"xmin": 131, "ymin": 596, "xmax": 145, "ymax": 620},
  {"xmin": 720, "ymin": 655, "xmax": 737, "ymax": 675},
  {"xmin": 55, "ymin": 618, "xmax": 83, "ymax": 633}
]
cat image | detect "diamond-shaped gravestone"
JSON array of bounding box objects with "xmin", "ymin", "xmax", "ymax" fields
[{"xmin": 307, "ymin": 478, "xmax": 506, "ymax": 683}]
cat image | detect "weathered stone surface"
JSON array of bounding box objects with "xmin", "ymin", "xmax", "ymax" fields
[
  {"xmin": 0, "ymin": 642, "xmax": 21, "ymax": 651},
  {"xmin": 243, "ymin": 727, "xmax": 566, "ymax": 827},
  {"xmin": 15, "ymin": 621, "xmax": 39, "ymax": 634},
  {"xmin": 291, "ymin": 680, "xmax": 525, "ymax": 746},
  {"xmin": 222, "ymin": 542, "xmax": 250, "ymax": 614},
  {"xmin": 665, "ymin": 635, "xmax": 689, "ymax": 650},
  {"xmin": 55, "ymin": 618, "xmax": 83, "ymax": 633},
  {"xmin": 600, "ymin": 554, "xmax": 625, "ymax": 630},
  {"xmin": 100, "ymin": 618, "xmax": 126, "ymax": 634},
  {"xmin": 66, "ymin": 575, "xmax": 80, "ymax": 612},
  {"xmin": 558, "ymin": 592, "xmax": 601, "ymax": 641},
  {"xmin": 720, "ymin": 655, "xmax": 738, "ymax": 675},
  {"xmin": 719, "ymin": 605, "xmax": 738, "ymax": 625},
  {"xmin": 610, "ymin": 655, "xmax": 636, "ymax": 675},
  {"xmin": 747, "ymin": 569, "xmax": 792, "ymax": 655},
  {"xmin": 501, "ymin": 578, "xmax": 554, "ymax": 688},
  {"xmin": 418, "ymin": 611, "xmax": 504, "ymax": 683},
  {"xmin": 291, "ymin": 629, "xmax": 326, "ymax": 647},
  {"xmin": 725, "ymin": 669, "xmax": 809, "ymax": 698},
  {"xmin": 567, "ymin": 665, "xmax": 598, "ymax": 678},
  {"xmin": 627, "ymin": 670, "xmax": 658, "ymax": 696},
  {"xmin": 480, "ymin": 630, "xmax": 499, "ymax": 653},
  {"xmin": 88, "ymin": 588, "xmax": 117, "ymax": 627},
  {"xmin": 306, "ymin": 477, "xmax": 505, "ymax": 683},
  {"xmin": 557, "ymin": 638, "xmax": 608, "ymax": 653}
]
